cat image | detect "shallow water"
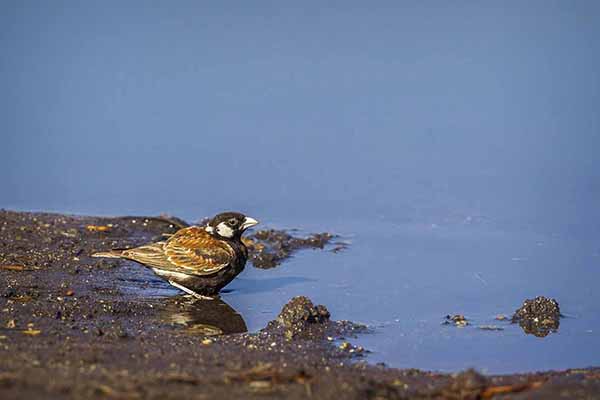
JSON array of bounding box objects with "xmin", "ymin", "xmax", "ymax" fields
[
  {"xmin": 225, "ymin": 220, "xmax": 600, "ymax": 374},
  {"xmin": 2, "ymin": 2, "xmax": 600, "ymax": 373}
]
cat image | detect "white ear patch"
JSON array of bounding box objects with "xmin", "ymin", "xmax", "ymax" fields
[{"xmin": 215, "ymin": 222, "xmax": 234, "ymax": 238}]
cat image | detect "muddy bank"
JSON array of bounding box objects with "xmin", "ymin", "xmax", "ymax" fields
[{"xmin": 1, "ymin": 210, "xmax": 599, "ymax": 399}]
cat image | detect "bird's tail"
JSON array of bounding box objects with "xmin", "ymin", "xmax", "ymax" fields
[{"xmin": 91, "ymin": 249, "xmax": 125, "ymax": 258}]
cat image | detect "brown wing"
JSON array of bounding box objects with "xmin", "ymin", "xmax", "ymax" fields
[{"xmin": 122, "ymin": 226, "xmax": 234, "ymax": 275}]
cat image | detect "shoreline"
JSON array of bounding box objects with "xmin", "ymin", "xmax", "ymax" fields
[{"xmin": 1, "ymin": 209, "xmax": 598, "ymax": 399}]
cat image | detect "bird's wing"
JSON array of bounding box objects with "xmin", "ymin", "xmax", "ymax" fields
[
  {"xmin": 165, "ymin": 226, "xmax": 235, "ymax": 275},
  {"xmin": 121, "ymin": 242, "xmax": 172, "ymax": 268},
  {"xmin": 122, "ymin": 226, "xmax": 234, "ymax": 275}
]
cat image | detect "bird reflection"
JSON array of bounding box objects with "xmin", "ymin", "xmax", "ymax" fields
[{"xmin": 160, "ymin": 295, "xmax": 247, "ymax": 336}]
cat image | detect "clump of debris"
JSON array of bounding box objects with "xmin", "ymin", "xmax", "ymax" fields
[
  {"xmin": 512, "ymin": 296, "xmax": 561, "ymax": 337},
  {"xmin": 244, "ymin": 229, "xmax": 346, "ymax": 269},
  {"xmin": 443, "ymin": 314, "xmax": 469, "ymax": 327},
  {"xmin": 266, "ymin": 296, "xmax": 331, "ymax": 339}
]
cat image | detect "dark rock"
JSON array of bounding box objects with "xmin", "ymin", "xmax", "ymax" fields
[
  {"xmin": 267, "ymin": 296, "xmax": 330, "ymax": 339},
  {"xmin": 277, "ymin": 296, "xmax": 330, "ymax": 327},
  {"xmin": 512, "ymin": 296, "xmax": 560, "ymax": 337}
]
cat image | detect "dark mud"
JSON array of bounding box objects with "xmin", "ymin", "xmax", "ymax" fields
[
  {"xmin": 1, "ymin": 210, "xmax": 599, "ymax": 399},
  {"xmin": 244, "ymin": 229, "xmax": 343, "ymax": 269}
]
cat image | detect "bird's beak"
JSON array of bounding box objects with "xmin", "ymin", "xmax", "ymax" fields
[{"xmin": 241, "ymin": 216, "xmax": 259, "ymax": 230}]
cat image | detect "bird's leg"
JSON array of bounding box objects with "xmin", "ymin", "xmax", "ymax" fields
[{"xmin": 168, "ymin": 281, "xmax": 214, "ymax": 300}]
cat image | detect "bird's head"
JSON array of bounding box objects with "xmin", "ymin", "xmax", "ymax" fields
[{"xmin": 205, "ymin": 212, "xmax": 259, "ymax": 240}]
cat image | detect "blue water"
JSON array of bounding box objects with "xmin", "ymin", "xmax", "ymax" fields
[{"xmin": 2, "ymin": 2, "xmax": 600, "ymax": 373}]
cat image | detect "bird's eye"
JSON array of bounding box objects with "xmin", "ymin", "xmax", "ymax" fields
[{"xmin": 227, "ymin": 218, "xmax": 238, "ymax": 226}]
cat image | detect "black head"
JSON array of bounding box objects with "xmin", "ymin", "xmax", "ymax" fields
[{"xmin": 205, "ymin": 212, "xmax": 259, "ymax": 240}]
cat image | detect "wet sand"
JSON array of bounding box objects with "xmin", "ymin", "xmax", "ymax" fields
[{"xmin": 1, "ymin": 210, "xmax": 599, "ymax": 399}]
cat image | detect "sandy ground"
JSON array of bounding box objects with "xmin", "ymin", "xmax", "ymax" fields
[{"xmin": 1, "ymin": 209, "xmax": 599, "ymax": 399}]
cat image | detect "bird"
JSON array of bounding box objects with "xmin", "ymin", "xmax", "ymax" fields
[{"xmin": 92, "ymin": 212, "xmax": 259, "ymax": 299}]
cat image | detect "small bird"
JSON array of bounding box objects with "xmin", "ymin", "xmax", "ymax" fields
[{"xmin": 92, "ymin": 212, "xmax": 258, "ymax": 299}]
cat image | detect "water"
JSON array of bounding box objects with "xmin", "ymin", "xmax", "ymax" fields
[{"xmin": 2, "ymin": 2, "xmax": 600, "ymax": 374}]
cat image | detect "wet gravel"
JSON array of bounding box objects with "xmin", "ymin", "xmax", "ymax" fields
[{"xmin": 1, "ymin": 210, "xmax": 599, "ymax": 399}]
